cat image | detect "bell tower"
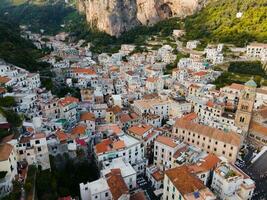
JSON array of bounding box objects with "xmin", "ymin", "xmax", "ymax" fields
[{"xmin": 234, "ymin": 80, "xmax": 257, "ymax": 135}]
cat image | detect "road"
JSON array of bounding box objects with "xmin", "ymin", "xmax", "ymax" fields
[
  {"xmin": 136, "ymin": 176, "xmax": 160, "ymax": 200},
  {"xmin": 238, "ymin": 148, "xmax": 267, "ymax": 200}
]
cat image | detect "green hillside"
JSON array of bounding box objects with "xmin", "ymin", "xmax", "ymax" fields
[
  {"xmin": 0, "ymin": 20, "xmax": 49, "ymax": 72},
  {"xmin": 185, "ymin": 0, "xmax": 267, "ymax": 46},
  {"xmin": 0, "ymin": 0, "xmax": 75, "ymax": 34}
]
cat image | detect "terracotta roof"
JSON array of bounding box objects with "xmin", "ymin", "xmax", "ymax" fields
[
  {"xmin": 193, "ymin": 71, "xmax": 207, "ymax": 76},
  {"xmin": 189, "ymin": 84, "xmax": 200, "ymax": 89},
  {"xmin": 105, "ymin": 169, "xmax": 129, "ymax": 200},
  {"xmin": 32, "ymin": 133, "xmax": 46, "ymax": 140},
  {"xmin": 151, "ymin": 170, "xmax": 164, "ymax": 181},
  {"xmin": 106, "ymin": 105, "xmax": 122, "ymax": 114},
  {"xmin": 257, "ymin": 108, "xmax": 267, "ymax": 119},
  {"xmin": 229, "ymin": 83, "xmax": 245, "ymax": 91},
  {"xmin": 128, "ymin": 124, "xmax": 153, "ymax": 137},
  {"xmin": 58, "ymin": 96, "xmax": 79, "ymax": 107},
  {"xmin": 256, "ymin": 88, "xmax": 267, "ymax": 95},
  {"xmin": 71, "ymin": 67, "xmax": 96, "ymax": 75},
  {"xmin": 119, "ymin": 113, "xmax": 139, "ymax": 123},
  {"xmin": 95, "ymin": 139, "xmax": 112, "ymax": 154},
  {"xmin": 165, "ymin": 166, "xmax": 206, "ymax": 195},
  {"xmin": 0, "ymin": 143, "xmax": 13, "ymax": 161},
  {"xmin": 0, "ymin": 76, "xmax": 11, "ymax": 84},
  {"xmin": 182, "ymin": 112, "xmax": 198, "ymax": 121},
  {"xmin": 249, "ymin": 121, "xmax": 267, "ymax": 137},
  {"xmin": 71, "ymin": 125, "xmax": 86, "ymax": 135},
  {"xmin": 206, "ymin": 101, "xmax": 214, "ymax": 108},
  {"xmin": 173, "ymin": 145, "xmax": 188, "ymax": 159},
  {"xmin": 113, "ymin": 140, "xmax": 126, "ymax": 150},
  {"xmin": 174, "ymin": 119, "xmax": 241, "ymax": 146},
  {"xmin": 95, "ymin": 138, "xmax": 125, "ymax": 154},
  {"xmin": 80, "ymin": 112, "xmax": 95, "ymax": 121},
  {"xmin": 0, "ymin": 87, "xmax": 6, "ymax": 94},
  {"xmin": 155, "ymin": 136, "xmax": 177, "ymax": 148},
  {"xmin": 56, "ymin": 130, "xmax": 69, "ymax": 142},
  {"xmin": 146, "ymin": 77, "xmax": 158, "ymax": 83},
  {"xmin": 130, "ymin": 191, "xmax": 146, "ymax": 200},
  {"xmin": 96, "ymin": 124, "xmax": 122, "ymax": 135},
  {"xmin": 188, "ymin": 154, "xmax": 220, "ymax": 174}
]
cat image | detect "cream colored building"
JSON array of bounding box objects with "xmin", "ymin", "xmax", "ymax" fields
[
  {"xmin": 0, "ymin": 144, "xmax": 18, "ymax": 198},
  {"xmin": 163, "ymin": 166, "xmax": 216, "ymax": 200},
  {"xmin": 154, "ymin": 136, "xmax": 181, "ymax": 171},
  {"xmin": 173, "ymin": 119, "xmax": 242, "ymax": 162}
]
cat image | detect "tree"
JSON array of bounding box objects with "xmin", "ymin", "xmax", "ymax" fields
[
  {"xmin": 0, "ymin": 96, "xmax": 16, "ymax": 107},
  {"xmin": 1, "ymin": 180, "xmax": 22, "ymax": 200}
]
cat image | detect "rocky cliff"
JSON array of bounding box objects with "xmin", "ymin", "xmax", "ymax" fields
[{"xmin": 77, "ymin": 0, "xmax": 207, "ymax": 37}]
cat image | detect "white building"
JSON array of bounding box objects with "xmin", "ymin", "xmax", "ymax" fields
[
  {"xmin": 211, "ymin": 161, "xmax": 255, "ymax": 200},
  {"xmin": 246, "ymin": 43, "xmax": 267, "ymax": 59},
  {"xmin": 186, "ymin": 40, "xmax": 200, "ymax": 50},
  {"xmin": 94, "ymin": 134, "xmax": 146, "ymax": 174},
  {"xmin": 101, "ymin": 157, "xmax": 137, "ymax": 190},
  {"xmin": 80, "ymin": 178, "xmax": 111, "ymax": 200}
]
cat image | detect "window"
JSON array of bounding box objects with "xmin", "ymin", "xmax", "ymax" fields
[
  {"xmin": 105, "ymin": 192, "xmax": 108, "ymax": 197},
  {"xmin": 222, "ymin": 151, "xmax": 225, "ymax": 155},
  {"xmin": 35, "ymin": 140, "xmax": 40, "ymax": 144},
  {"xmin": 37, "ymin": 147, "xmax": 41, "ymax": 152}
]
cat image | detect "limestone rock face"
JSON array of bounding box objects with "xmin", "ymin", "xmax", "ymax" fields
[{"xmin": 77, "ymin": 0, "xmax": 207, "ymax": 37}]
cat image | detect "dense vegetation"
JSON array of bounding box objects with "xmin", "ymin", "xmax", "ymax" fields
[
  {"xmin": 36, "ymin": 155, "xmax": 99, "ymax": 199},
  {"xmin": 185, "ymin": 0, "xmax": 267, "ymax": 46},
  {"xmin": 0, "ymin": 20, "xmax": 49, "ymax": 72},
  {"xmin": 67, "ymin": 14, "xmax": 182, "ymax": 53},
  {"xmin": 228, "ymin": 61, "xmax": 266, "ymax": 77},
  {"xmin": 212, "ymin": 61, "xmax": 267, "ymax": 89},
  {"xmin": 0, "ymin": 0, "xmax": 76, "ymax": 34}
]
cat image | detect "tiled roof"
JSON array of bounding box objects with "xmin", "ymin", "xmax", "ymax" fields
[
  {"xmin": 146, "ymin": 77, "xmax": 159, "ymax": 83},
  {"xmin": 80, "ymin": 112, "xmax": 95, "ymax": 121},
  {"xmin": 128, "ymin": 124, "xmax": 153, "ymax": 137},
  {"xmin": 249, "ymin": 121, "xmax": 267, "ymax": 137},
  {"xmin": 130, "ymin": 191, "xmax": 146, "ymax": 200},
  {"xmin": 71, "ymin": 67, "xmax": 96, "ymax": 75},
  {"xmin": 105, "ymin": 169, "xmax": 129, "ymax": 200},
  {"xmin": 0, "ymin": 87, "xmax": 6, "ymax": 94},
  {"xmin": 56, "ymin": 130, "xmax": 69, "ymax": 142},
  {"xmin": 155, "ymin": 136, "xmax": 177, "ymax": 148},
  {"xmin": 95, "ymin": 138, "xmax": 125, "ymax": 154},
  {"xmin": 182, "ymin": 112, "xmax": 198, "ymax": 121},
  {"xmin": 151, "ymin": 170, "xmax": 164, "ymax": 181},
  {"xmin": 71, "ymin": 124, "xmax": 86, "ymax": 135},
  {"xmin": 106, "ymin": 105, "xmax": 122, "ymax": 114},
  {"xmin": 188, "ymin": 154, "xmax": 220, "ymax": 174},
  {"xmin": 165, "ymin": 166, "xmax": 206, "ymax": 195},
  {"xmin": 175, "ymin": 119, "xmax": 241, "ymax": 146},
  {"xmin": 58, "ymin": 96, "xmax": 79, "ymax": 106},
  {"xmin": 228, "ymin": 83, "xmax": 245, "ymax": 91},
  {"xmin": 0, "ymin": 76, "xmax": 11, "ymax": 84}
]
